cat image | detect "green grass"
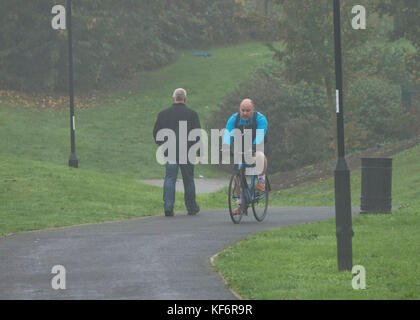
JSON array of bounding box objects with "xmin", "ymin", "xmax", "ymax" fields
[
  {"xmin": 0, "ymin": 153, "xmax": 226, "ymax": 237},
  {"xmin": 214, "ymin": 144, "xmax": 420, "ymax": 299},
  {"xmin": 2, "ymin": 39, "xmax": 419, "ymax": 299},
  {"xmin": 0, "ymin": 41, "xmax": 273, "ymax": 180},
  {"xmin": 269, "ymin": 140, "xmax": 420, "ymax": 208},
  {"xmin": 0, "ymin": 41, "xmax": 272, "ymax": 237}
]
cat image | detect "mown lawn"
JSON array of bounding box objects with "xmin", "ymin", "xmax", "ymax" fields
[
  {"xmin": 0, "ymin": 154, "xmax": 226, "ymax": 237},
  {"xmin": 0, "ymin": 41, "xmax": 273, "ymax": 180},
  {"xmin": 0, "ymin": 41, "xmax": 273, "ymax": 237},
  {"xmin": 214, "ymin": 144, "xmax": 420, "ymax": 299}
]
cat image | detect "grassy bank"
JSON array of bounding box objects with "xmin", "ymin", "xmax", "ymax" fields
[
  {"xmin": 0, "ymin": 41, "xmax": 273, "ymax": 237},
  {"xmin": 214, "ymin": 144, "xmax": 420, "ymax": 299},
  {"xmin": 0, "ymin": 42, "xmax": 273, "ymax": 180},
  {"xmin": 0, "ymin": 154, "xmax": 226, "ymax": 237}
]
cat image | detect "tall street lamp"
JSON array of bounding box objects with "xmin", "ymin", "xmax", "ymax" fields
[
  {"xmin": 67, "ymin": 0, "xmax": 78, "ymax": 168},
  {"xmin": 333, "ymin": 0, "xmax": 353, "ymax": 271}
]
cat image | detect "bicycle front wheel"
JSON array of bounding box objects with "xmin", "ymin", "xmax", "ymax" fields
[
  {"xmin": 228, "ymin": 172, "xmax": 243, "ymax": 224},
  {"xmin": 252, "ymin": 176, "xmax": 269, "ymax": 222}
]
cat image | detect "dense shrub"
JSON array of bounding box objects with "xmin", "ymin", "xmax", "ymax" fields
[
  {"xmin": 346, "ymin": 40, "xmax": 416, "ymax": 87},
  {"xmin": 0, "ymin": 0, "xmax": 244, "ymax": 92},
  {"xmin": 346, "ymin": 77, "xmax": 415, "ymax": 147},
  {"xmin": 208, "ymin": 75, "xmax": 334, "ymax": 172},
  {"xmin": 210, "ymin": 72, "xmax": 417, "ymax": 173}
]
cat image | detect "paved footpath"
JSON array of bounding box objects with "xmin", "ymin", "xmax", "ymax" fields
[
  {"xmin": 0, "ymin": 207, "xmax": 360, "ymax": 300},
  {"xmin": 139, "ymin": 179, "xmax": 230, "ymax": 194}
]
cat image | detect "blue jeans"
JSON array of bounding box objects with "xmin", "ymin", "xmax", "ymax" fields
[{"xmin": 163, "ymin": 163, "xmax": 197, "ymax": 212}]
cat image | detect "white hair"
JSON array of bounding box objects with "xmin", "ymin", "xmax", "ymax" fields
[{"xmin": 172, "ymin": 88, "xmax": 187, "ymax": 101}]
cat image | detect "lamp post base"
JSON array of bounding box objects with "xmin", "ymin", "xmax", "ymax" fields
[
  {"xmin": 334, "ymin": 157, "xmax": 353, "ymax": 271},
  {"xmin": 69, "ymin": 153, "xmax": 78, "ymax": 168}
]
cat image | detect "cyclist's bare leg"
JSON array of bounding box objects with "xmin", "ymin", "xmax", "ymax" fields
[{"xmin": 255, "ymin": 151, "xmax": 267, "ymax": 175}]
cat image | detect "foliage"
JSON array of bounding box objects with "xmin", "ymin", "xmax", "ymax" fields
[
  {"xmin": 209, "ymin": 0, "xmax": 419, "ymax": 172},
  {"xmin": 346, "ymin": 77, "xmax": 415, "ymax": 148},
  {"xmin": 342, "ymin": 39, "xmax": 418, "ymax": 151},
  {"xmin": 269, "ymin": 0, "xmax": 372, "ymax": 83},
  {"xmin": 264, "ymin": 0, "xmax": 374, "ymax": 157},
  {"xmin": 211, "ymin": 58, "xmax": 416, "ymax": 172},
  {"xmin": 209, "ymin": 74, "xmax": 333, "ymax": 172},
  {"xmin": 0, "ymin": 0, "xmax": 244, "ymax": 92},
  {"xmin": 347, "ymin": 40, "xmax": 415, "ymax": 86},
  {"xmin": 282, "ymin": 115, "xmax": 331, "ymax": 169},
  {"xmin": 233, "ymin": 8, "xmax": 281, "ymax": 41},
  {"xmin": 376, "ymin": 0, "xmax": 420, "ymax": 84}
]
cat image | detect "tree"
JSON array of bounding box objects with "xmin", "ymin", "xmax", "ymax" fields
[
  {"xmin": 266, "ymin": 0, "xmax": 373, "ymax": 151},
  {"xmin": 376, "ymin": 0, "xmax": 420, "ymax": 84},
  {"xmin": 0, "ymin": 0, "xmax": 244, "ymax": 91}
]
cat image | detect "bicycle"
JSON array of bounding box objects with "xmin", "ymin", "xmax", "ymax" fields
[{"xmin": 227, "ymin": 153, "xmax": 270, "ymax": 224}]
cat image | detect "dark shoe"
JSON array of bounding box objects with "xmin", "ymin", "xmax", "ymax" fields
[
  {"xmin": 164, "ymin": 208, "xmax": 174, "ymax": 217},
  {"xmin": 188, "ymin": 205, "xmax": 200, "ymax": 216}
]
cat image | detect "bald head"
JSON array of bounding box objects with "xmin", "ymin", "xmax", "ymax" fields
[{"xmin": 239, "ymin": 98, "xmax": 254, "ymax": 121}]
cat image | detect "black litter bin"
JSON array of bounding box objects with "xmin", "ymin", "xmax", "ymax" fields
[{"xmin": 360, "ymin": 158, "xmax": 392, "ymax": 214}]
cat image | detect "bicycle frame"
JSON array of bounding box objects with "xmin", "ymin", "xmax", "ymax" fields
[
  {"xmin": 229, "ymin": 161, "xmax": 269, "ymax": 223},
  {"xmin": 237, "ymin": 164, "xmax": 256, "ymax": 204}
]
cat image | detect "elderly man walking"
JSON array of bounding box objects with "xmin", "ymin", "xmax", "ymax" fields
[{"xmin": 153, "ymin": 88, "xmax": 201, "ymax": 217}]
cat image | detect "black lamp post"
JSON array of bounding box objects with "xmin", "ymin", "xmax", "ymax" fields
[
  {"xmin": 67, "ymin": 0, "xmax": 78, "ymax": 168},
  {"xmin": 333, "ymin": 0, "xmax": 353, "ymax": 271}
]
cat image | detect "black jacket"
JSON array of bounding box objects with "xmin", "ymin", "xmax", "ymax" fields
[{"xmin": 153, "ymin": 103, "xmax": 202, "ymax": 163}]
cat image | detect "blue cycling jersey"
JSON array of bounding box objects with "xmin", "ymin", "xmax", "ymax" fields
[{"xmin": 223, "ymin": 111, "xmax": 268, "ymax": 145}]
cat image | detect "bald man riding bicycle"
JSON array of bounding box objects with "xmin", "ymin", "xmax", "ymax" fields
[{"xmin": 222, "ymin": 99, "xmax": 269, "ymax": 215}]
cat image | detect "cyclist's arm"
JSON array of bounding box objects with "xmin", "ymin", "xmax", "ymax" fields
[
  {"xmin": 254, "ymin": 112, "xmax": 268, "ymax": 145},
  {"xmin": 222, "ymin": 113, "xmax": 238, "ymax": 145}
]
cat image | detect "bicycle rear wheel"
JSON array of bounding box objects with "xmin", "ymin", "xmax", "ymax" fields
[
  {"xmin": 228, "ymin": 172, "xmax": 243, "ymax": 224},
  {"xmin": 252, "ymin": 176, "xmax": 269, "ymax": 222}
]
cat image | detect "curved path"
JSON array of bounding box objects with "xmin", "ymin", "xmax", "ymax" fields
[
  {"xmin": 139, "ymin": 178, "xmax": 230, "ymax": 194},
  {"xmin": 0, "ymin": 207, "xmax": 360, "ymax": 299}
]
